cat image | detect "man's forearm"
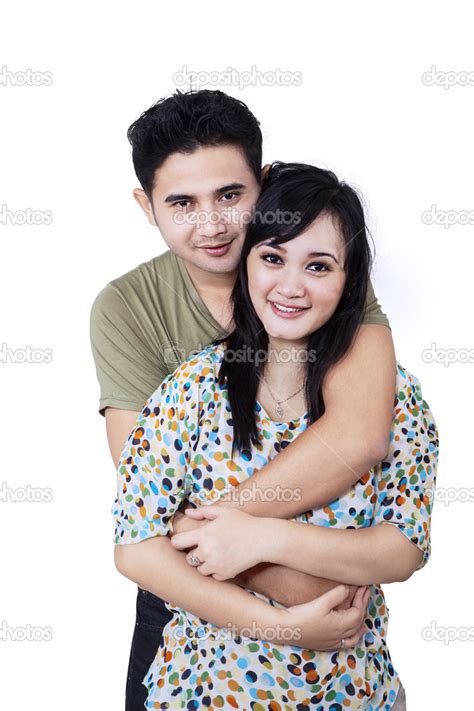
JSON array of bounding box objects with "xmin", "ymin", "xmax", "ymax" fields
[
  {"xmin": 215, "ymin": 324, "xmax": 396, "ymax": 518},
  {"xmin": 233, "ymin": 563, "xmax": 354, "ymax": 607},
  {"xmin": 115, "ymin": 536, "xmax": 277, "ymax": 636}
]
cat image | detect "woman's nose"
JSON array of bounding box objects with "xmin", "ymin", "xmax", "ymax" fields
[{"xmin": 276, "ymin": 273, "xmax": 305, "ymax": 299}]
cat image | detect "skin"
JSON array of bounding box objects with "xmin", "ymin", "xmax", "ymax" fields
[{"xmin": 110, "ymin": 145, "xmax": 396, "ymax": 627}]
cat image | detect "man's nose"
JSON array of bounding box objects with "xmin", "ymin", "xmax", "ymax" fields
[{"xmin": 196, "ymin": 208, "xmax": 227, "ymax": 239}]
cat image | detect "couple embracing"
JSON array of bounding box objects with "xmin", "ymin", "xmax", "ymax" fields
[{"xmin": 91, "ymin": 89, "xmax": 438, "ymax": 710}]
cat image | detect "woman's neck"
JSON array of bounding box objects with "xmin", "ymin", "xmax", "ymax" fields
[{"xmin": 256, "ymin": 338, "xmax": 308, "ymax": 420}]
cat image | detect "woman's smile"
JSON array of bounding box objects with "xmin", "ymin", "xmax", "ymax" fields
[{"xmin": 269, "ymin": 300, "xmax": 311, "ymax": 318}]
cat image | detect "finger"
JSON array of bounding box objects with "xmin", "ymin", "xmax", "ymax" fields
[
  {"xmin": 335, "ymin": 604, "xmax": 366, "ymax": 632},
  {"xmin": 186, "ymin": 506, "xmax": 222, "ymax": 520},
  {"xmin": 170, "ymin": 530, "xmax": 201, "ymax": 550},
  {"xmin": 318, "ymin": 585, "xmax": 352, "ymax": 612},
  {"xmin": 342, "ymin": 619, "xmax": 368, "ymax": 639},
  {"xmin": 351, "ymin": 585, "xmax": 368, "ymax": 609},
  {"xmin": 184, "ymin": 508, "xmax": 207, "ymax": 518},
  {"xmin": 342, "ymin": 623, "xmax": 368, "ymax": 649}
]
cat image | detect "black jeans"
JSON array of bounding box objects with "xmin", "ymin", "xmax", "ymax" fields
[{"xmin": 125, "ymin": 587, "xmax": 173, "ymax": 711}]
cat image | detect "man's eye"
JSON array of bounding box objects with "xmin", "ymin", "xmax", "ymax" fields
[
  {"xmin": 308, "ymin": 262, "xmax": 330, "ymax": 272},
  {"xmin": 220, "ymin": 192, "xmax": 239, "ymax": 202},
  {"xmin": 173, "ymin": 200, "xmax": 191, "ymax": 209},
  {"xmin": 262, "ymin": 253, "xmax": 282, "ymax": 264}
]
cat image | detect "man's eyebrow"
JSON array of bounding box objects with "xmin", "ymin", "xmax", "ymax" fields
[
  {"xmin": 257, "ymin": 241, "xmax": 340, "ymax": 265},
  {"xmin": 164, "ymin": 182, "xmax": 246, "ymax": 204}
]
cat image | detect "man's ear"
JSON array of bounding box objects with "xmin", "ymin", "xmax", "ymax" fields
[
  {"xmin": 133, "ymin": 188, "xmax": 158, "ymax": 227},
  {"xmin": 261, "ymin": 163, "xmax": 271, "ymax": 183}
]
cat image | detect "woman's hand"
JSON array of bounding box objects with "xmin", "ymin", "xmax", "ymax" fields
[
  {"xmin": 170, "ymin": 506, "xmax": 268, "ymax": 580},
  {"xmin": 271, "ymin": 584, "xmax": 370, "ymax": 651}
]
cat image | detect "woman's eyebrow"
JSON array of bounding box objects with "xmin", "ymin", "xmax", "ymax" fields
[{"xmin": 257, "ymin": 242, "xmax": 339, "ymax": 265}]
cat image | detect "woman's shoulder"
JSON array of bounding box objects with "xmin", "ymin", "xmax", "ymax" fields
[
  {"xmin": 394, "ymin": 361, "xmax": 438, "ymax": 443},
  {"xmin": 156, "ymin": 341, "xmax": 225, "ymax": 396}
]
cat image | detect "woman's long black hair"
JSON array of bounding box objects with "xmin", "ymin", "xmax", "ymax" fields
[{"xmin": 217, "ymin": 161, "xmax": 373, "ymax": 454}]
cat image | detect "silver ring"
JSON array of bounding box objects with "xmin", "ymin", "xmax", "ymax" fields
[
  {"xmin": 340, "ymin": 638, "xmax": 345, "ymax": 649},
  {"xmin": 189, "ymin": 553, "xmax": 202, "ymax": 567}
]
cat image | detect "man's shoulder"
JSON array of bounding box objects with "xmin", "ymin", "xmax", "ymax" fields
[
  {"xmin": 108, "ymin": 250, "xmax": 178, "ymax": 295},
  {"xmin": 90, "ymin": 250, "xmax": 180, "ymax": 321}
]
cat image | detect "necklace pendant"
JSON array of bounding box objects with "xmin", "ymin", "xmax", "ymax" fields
[{"xmin": 276, "ymin": 403, "xmax": 284, "ymax": 419}]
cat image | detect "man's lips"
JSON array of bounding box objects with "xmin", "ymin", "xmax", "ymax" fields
[{"xmin": 197, "ymin": 240, "xmax": 234, "ymax": 256}]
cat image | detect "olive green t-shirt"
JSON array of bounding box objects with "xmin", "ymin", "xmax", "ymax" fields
[{"xmin": 90, "ymin": 250, "xmax": 390, "ymax": 416}]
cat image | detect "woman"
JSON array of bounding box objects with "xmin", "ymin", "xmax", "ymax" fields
[{"xmin": 113, "ymin": 162, "xmax": 438, "ymax": 709}]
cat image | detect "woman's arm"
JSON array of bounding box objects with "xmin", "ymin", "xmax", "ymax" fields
[
  {"xmin": 172, "ymin": 508, "xmax": 422, "ymax": 585},
  {"xmin": 172, "ymin": 509, "xmax": 358, "ymax": 607},
  {"xmin": 114, "ymin": 535, "xmax": 370, "ymax": 651},
  {"xmin": 115, "ymin": 536, "xmax": 277, "ymax": 634}
]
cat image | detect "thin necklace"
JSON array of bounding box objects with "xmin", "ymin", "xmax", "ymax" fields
[{"xmin": 258, "ymin": 374, "xmax": 305, "ymax": 420}]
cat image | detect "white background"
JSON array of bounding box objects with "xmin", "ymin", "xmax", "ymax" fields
[{"xmin": 1, "ymin": 1, "xmax": 472, "ymax": 708}]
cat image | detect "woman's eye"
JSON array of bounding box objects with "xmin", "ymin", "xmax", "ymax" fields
[
  {"xmin": 308, "ymin": 262, "xmax": 330, "ymax": 272},
  {"xmin": 262, "ymin": 253, "xmax": 283, "ymax": 264}
]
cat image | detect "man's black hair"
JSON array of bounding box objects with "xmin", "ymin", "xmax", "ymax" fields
[{"xmin": 127, "ymin": 90, "xmax": 263, "ymax": 198}]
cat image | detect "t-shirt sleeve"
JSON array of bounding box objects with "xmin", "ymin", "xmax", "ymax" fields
[
  {"xmin": 90, "ymin": 284, "xmax": 168, "ymax": 416},
  {"xmin": 362, "ymin": 279, "xmax": 390, "ymax": 329},
  {"xmin": 112, "ymin": 368, "xmax": 195, "ymax": 544},
  {"xmin": 372, "ymin": 364, "xmax": 439, "ymax": 570}
]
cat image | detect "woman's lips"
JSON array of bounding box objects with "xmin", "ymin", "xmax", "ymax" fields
[{"xmin": 269, "ymin": 301, "xmax": 310, "ymax": 319}]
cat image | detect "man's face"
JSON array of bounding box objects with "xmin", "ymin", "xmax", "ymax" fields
[{"xmin": 135, "ymin": 145, "xmax": 262, "ymax": 275}]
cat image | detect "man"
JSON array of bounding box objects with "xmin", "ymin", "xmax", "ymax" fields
[{"xmin": 90, "ymin": 89, "xmax": 396, "ymax": 710}]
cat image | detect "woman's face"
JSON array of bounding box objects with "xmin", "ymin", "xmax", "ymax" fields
[{"xmin": 246, "ymin": 212, "xmax": 347, "ymax": 344}]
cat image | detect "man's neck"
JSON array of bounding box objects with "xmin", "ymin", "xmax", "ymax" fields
[
  {"xmin": 183, "ymin": 259, "xmax": 237, "ymax": 293},
  {"xmin": 182, "ymin": 259, "xmax": 237, "ymax": 331}
]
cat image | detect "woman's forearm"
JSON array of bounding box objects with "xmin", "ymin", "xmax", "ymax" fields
[
  {"xmin": 115, "ymin": 536, "xmax": 278, "ymax": 637},
  {"xmin": 261, "ymin": 520, "xmax": 423, "ymax": 585}
]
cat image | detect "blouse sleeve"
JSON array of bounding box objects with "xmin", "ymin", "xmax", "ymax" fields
[
  {"xmin": 112, "ymin": 364, "xmax": 198, "ymax": 544},
  {"xmin": 372, "ymin": 363, "xmax": 439, "ymax": 570}
]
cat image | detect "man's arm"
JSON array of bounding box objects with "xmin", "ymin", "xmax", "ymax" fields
[
  {"xmin": 105, "ymin": 408, "xmax": 140, "ymax": 466},
  {"xmin": 214, "ymin": 324, "xmax": 396, "ymax": 517},
  {"xmin": 260, "ymin": 521, "xmax": 423, "ymax": 585}
]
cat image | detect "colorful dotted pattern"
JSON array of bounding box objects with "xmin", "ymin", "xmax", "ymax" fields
[{"xmin": 112, "ymin": 343, "xmax": 438, "ymax": 709}]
